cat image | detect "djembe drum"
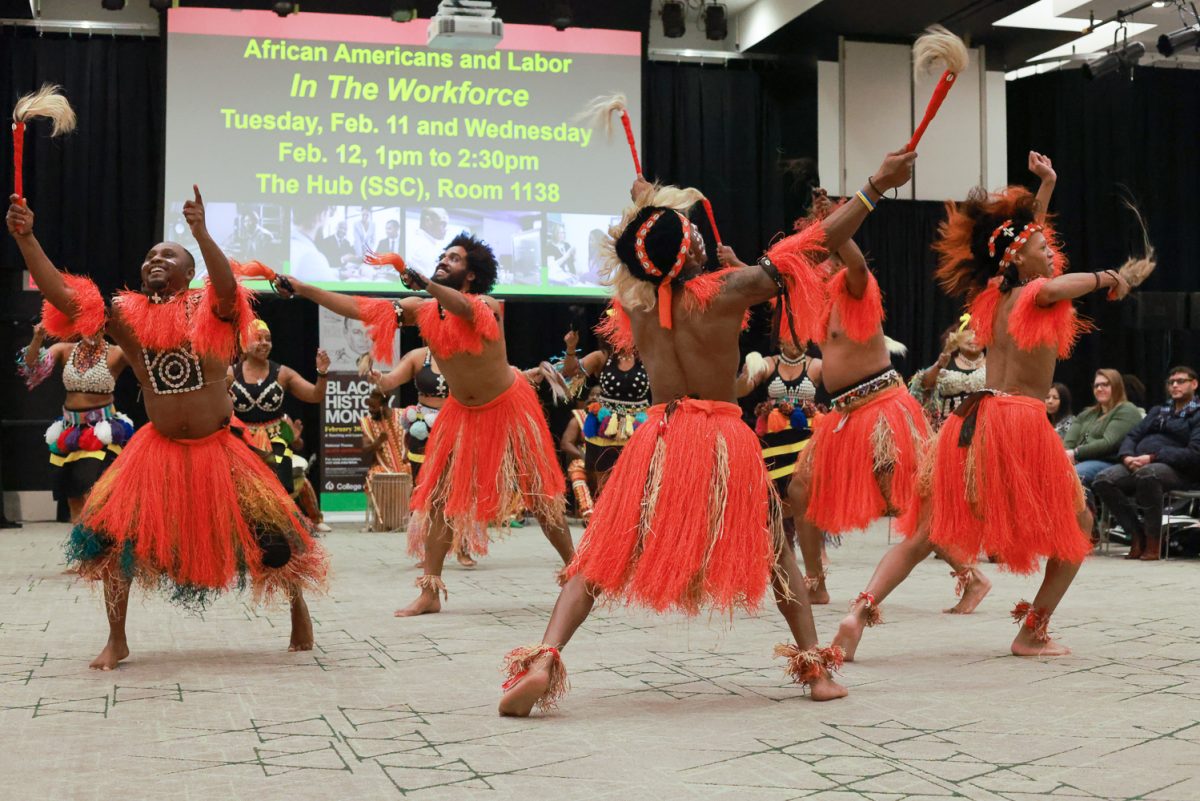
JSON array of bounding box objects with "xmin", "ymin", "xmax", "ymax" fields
[{"xmin": 368, "ymin": 472, "xmax": 412, "ymax": 532}]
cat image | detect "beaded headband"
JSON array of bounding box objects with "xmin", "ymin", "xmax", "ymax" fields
[
  {"xmin": 987, "ymin": 218, "xmax": 1043, "ymax": 269},
  {"xmin": 633, "ymin": 209, "xmax": 693, "ymax": 283}
]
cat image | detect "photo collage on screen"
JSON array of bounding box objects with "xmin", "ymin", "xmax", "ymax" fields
[{"xmin": 175, "ymin": 200, "xmax": 620, "ymax": 296}]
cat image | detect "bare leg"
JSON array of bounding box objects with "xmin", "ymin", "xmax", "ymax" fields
[
  {"xmin": 288, "ymin": 589, "xmax": 314, "ymax": 651},
  {"xmin": 395, "ymin": 509, "xmax": 452, "ymax": 617},
  {"xmin": 89, "ymin": 574, "xmax": 130, "ymax": 670},
  {"xmin": 67, "ymin": 496, "xmax": 85, "ymax": 525},
  {"xmin": 533, "ymin": 510, "xmax": 575, "ymax": 566},
  {"xmin": 499, "ymin": 574, "xmax": 596, "ymax": 717},
  {"xmin": 940, "ymin": 548, "xmax": 991, "ymax": 615},
  {"xmin": 1011, "ymin": 508, "xmax": 1088, "ymax": 657},
  {"xmin": 774, "ymin": 544, "xmax": 847, "ymax": 701},
  {"xmin": 787, "ymin": 468, "xmax": 829, "ymax": 604}
]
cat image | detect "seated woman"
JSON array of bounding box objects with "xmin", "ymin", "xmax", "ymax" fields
[
  {"xmin": 1064, "ymin": 369, "xmax": 1144, "ymax": 492},
  {"xmin": 1046, "ymin": 381, "xmax": 1074, "ymax": 439}
]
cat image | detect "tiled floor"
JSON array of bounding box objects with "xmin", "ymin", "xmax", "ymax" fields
[{"xmin": 2, "ymin": 521, "xmax": 1197, "ymax": 800}]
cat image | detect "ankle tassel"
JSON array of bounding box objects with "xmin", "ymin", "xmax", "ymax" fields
[
  {"xmin": 852, "ymin": 591, "xmax": 882, "ymax": 627},
  {"xmin": 1011, "ymin": 600, "xmax": 1051, "ymax": 643},
  {"xmin": 501, "ymin": 643, "xmax": 569, "ymax": 711},
  {"xmin": 804, "ymin": 570, "xmax": 827, "ymax": 593},
  {"xmin": 774, "ymin": 643, "xmax": 845, "ymax": 686},
  {"xmin": 414, "ymin": 574, "xmax": 448, "ymax": 600},
  {"xmin": 951, "ymin": 568, "xmax": 974, "ymax": 597}
]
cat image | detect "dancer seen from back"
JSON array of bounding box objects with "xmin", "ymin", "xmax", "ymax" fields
[
  {"xmin": 497, "ymin": 150, "xmax": 918, "ymax": 717},
  {"xmin": 274, "ymin": 235, "xmax": 575, "ymax": 616},
  {"xmin": 838, "ymin": 152, "xmax": 1151, "ymax": 659},
  {"xmin": 20, "ymin": 321, "xmax": 132, "ymax": 522},
  {"xmin": 7, "ymin": 189, "xmax": 328, "ymax": 670}
]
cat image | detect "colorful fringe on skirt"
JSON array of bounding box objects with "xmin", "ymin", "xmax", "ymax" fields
[
  {"xmin": 928, "ymin": 392, "xmax": 1091, "ymax": 574},
  {"xmin": 45, "ymin": 403, "xmax": 134, "ymax": 499},
  {"xmin": 408, "ymin": 371, "xmax": 565, "ymax": 555},
  {"xmin": 67, "ymin": 424, "xmax": 328, "ymax": 609},
  {"xmin": 564, "ymin": 398, "xmax": 784, "ymax": 616},
  {"xmin": 798, "ymin": 379, "xmax": 929, "ymax": 536}
]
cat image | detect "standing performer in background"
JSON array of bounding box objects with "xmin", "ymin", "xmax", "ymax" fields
[
  {"xmin": 20, "ymin": 322, "xmax": 132, "ymax": 522},
  {"xmin": 839, "ymin": 156, "xmax": 1153, "ymax": 659},
  {"xmin": 561, "ymin": 326, "xmax": 650, "ymax": 496},
  {"xmin": 229, "ymin": 318, "xmax": 331, "ymax": 530},
  {"xmin": 274, "ymin": 237, "xmax": 575, "ymax": 616},
  {"xmin": 908, "ymin": 322, "xmax": 987, "ymax": 428},
  {"xmin": 371, "ymin": 343, "xmax": 480, "ymax": 567},
  {"xmin": 7, "ymin": 188, "xmax": 328, "ymax": 669},
  {"xmin": 496, "ymin": 151, "xmax": 921, "ymax": 717}
]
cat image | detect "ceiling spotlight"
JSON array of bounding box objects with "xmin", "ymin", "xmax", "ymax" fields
[
  {"xmin": 1083, "ymin": 40, "xmax": 1145, "ymax": 79},
  {"xmin": 149, "ymin": 0, "xmax": 172, "ymax": 10},
  {"xmin": 391, "ymin": 0, "xmax": 417, "ymax": 22},
  {"xmin": 101, "ymin": 0, "xmax": 126, "ymax": 9},
  {"xmin": 704, "ymin": 2, "xmax": 727, "ymax": 41},
  {"xmin": 1157, "ymin": 25, "xmax": 1200, "ymax": 56},
  {"xmin": 549, "ymin": 1, "xmax": 572, "ymax": 31},
  {"xmin": 661, "ymin": 0, "xmax": 685, "ymax": 38},
  {"xmin": 272, "ymin": 1, "xmax": 296, "ymax": 17}
]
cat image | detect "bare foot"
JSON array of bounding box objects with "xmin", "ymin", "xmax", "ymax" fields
[
  {"xmin": 809, "ymin": 674, "xmax": 848, "ymax": 701},
  {"xmin": 414, "ymin": 559, "xmax": 426, "ymax": 569},
  {"xmin": 832, "ymin": 611, "xmax": 866, "ymax": 663},
  {"xmin": 808, "ymin": 582, "xmax": 830, "ymax": 605},
  {"xmin": 456, "ymin": 552, "xmax": 477, "ymax": 569},
  {"xmin": 289, "ymin": 596, "xmax": 314, "ymax": 652},
  {"xmin": 394, "ymin": 590, "xmax": 441, "ymax": 617},
  {"xmin": 1011, "ymin": 630, "xmax": 1071, "ymax": 657},
  {"xmin": 944, "ymin": 569, "xmax": 992, "ymax": 614},
  {"xmin": 88, "ymin": 638, "xmax": 129, "ymax": 671},
  {"xmin": 498, "ymin": 653, "xmax": 552, "ymax": 717}
]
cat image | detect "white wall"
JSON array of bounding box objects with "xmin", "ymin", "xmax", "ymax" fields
[{"xmin": 818, "ymin": 39, "xmax": 1008, "ymax": 201}]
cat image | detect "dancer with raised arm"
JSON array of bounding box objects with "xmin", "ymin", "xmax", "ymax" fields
[
  {"xmin": 274, "ymin": 236, "xmax": 575, "ymax": 616},
  {"xmin": 7, "ymin": 188, "xmax": 327, "ymax": 670},
  {"xmin": 838, "ymin": 152, "xmax": 1153, "ymax": 659},
  {"xmin": 496, "ymin": 150, "xmax": 917, "ymax": 717}
]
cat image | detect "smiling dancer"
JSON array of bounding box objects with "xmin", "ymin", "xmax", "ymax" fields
[{"xmin": 7, "ymin": 188, "xmax": 327, "ymax": 670}]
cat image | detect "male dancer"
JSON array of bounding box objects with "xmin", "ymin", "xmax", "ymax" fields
[
  {"xmin": 7, "ymin": 189, "xmax": 326, "ymax": 669},
  {"xmin": 275, "ymin": 234, "xmax": 575, "ymax": 615},
  {"xmin": 496, "ymin": 148, "xmax": 916, "ymax": 717}
]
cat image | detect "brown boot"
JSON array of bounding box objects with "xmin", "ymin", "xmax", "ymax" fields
[
  {"xmin": 1140, "ymin": 536, "xmax": 1161, "ymax": 561},
  {"xmin": 1125, "ymin": 533, "xmax": 1144, "ymax": 560}
]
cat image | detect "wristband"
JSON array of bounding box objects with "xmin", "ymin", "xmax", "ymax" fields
[
  {"xmin": 274, "ymin": 275, "xmax": 295, "ymax": 296},
  {"xmin": 316, "ymin": 370, "xmax": 328, "ymax": 377},
  {"xmin": 404, "ymin": 269, "xmax": 430, "ymax": 290},
  {"xmin": 867, "ymin": 176, "xmax": 885, "ymax": 197},
  {"xmin": 855, "ymin": 191, "xmax": 876, "ymax": 213}
]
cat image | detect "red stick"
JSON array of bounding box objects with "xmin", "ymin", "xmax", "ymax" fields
[
  {"xmin": 701, "ymin": 198, "xmax": 722, "ymax": 248},
  {"xmin": 13, "ymin": 121, "xmax": 25, "ymax": 199},
  {"xmin": 619, "ymin": 108, "xmax": 642, "ymax": 176},
  {"xmin": 906, "ymin": 69, "xmax": 956, "ymax": 152}
]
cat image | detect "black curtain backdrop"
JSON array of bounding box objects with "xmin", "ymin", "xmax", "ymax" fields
[{"xmin": 1006, "ymin": 67, "xmax": 1200, "ymax": 410}]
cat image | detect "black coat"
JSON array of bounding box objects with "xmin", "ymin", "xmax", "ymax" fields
[{"xmin": 1118, "ymin": 402, "xmax": 1200, "ymax": 477}]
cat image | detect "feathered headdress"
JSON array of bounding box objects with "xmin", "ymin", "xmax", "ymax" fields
[{"xmin": 12, "ymin": 84, "xmax": 77, "ymax": 200}]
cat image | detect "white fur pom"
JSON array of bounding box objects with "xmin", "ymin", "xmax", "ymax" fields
[
  {"xmin": 405, "ymin": 406, "xmax": 419, "ymax": 423},
  {"xmin": 44, "ymin": 420, "xmax": 64, "ymax": 446},
  {"xmin": 913, "ymin": 25, "xmax": 969, "ymax": 79},
  {"xmin": 744, "ymin": 351, "xmax": 770, "ymax": 382},
  {"xmin": 884, "ymin": 336, "xmax": 908, "ymax": 357},
  {"xmin": 93, "ymin": 420, "xmax": 113, "ymax": 445},
  {"xmin": 13, "ymin": 84, "xmax": 77, "ymax": 135},
  {"xmin": 575, "ymin": 93, "xmax": 627, "ymax": 139}
]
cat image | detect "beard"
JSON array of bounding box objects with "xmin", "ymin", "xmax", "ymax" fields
[{"xmin": 432, "ymin": 269, "xmax": 468, "ymax": 291}]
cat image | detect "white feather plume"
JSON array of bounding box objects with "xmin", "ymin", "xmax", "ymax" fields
[
  {"xmin": 913, "ymin": 25, "xmax": 969, "ymax": 79},
  {"xmin": 13, "ymin": 84, "xmax": 77, "ymax": 135},
  {"xmin": 743, "ymin": 351, "xmax": 770, "ymax": 382},
  {"xmin": 884, "ymin": 336, "xmax": 908, "ymax": 357},
  {"xmin": 575, "ymin": 93, "xmax": 628, "ymax": 139}
]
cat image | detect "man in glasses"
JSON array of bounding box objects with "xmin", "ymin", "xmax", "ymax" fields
[{"xmin": 1093, "ymin": 366, "xmax": 1200, "ymax": 560}]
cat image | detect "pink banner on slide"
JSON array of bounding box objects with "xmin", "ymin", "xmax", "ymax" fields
[{"xmin": 168, "ymin": 7, "xmax": 640, "ymax": 56}]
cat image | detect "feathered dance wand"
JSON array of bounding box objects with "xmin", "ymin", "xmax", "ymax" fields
[
  {"xmin": 12, "ymin": 84, "xmax": 77, "ymax": 201},
  {"xmin": 1108, "ymin": 198, "xmax": 1157, "ymax": 299},
  {"xmin": 578, "ymin": 93, "xmax": 642, "ymax": 177},
  {"xmin": 906, "ymin": 26, "xmax": 969, "ymax": 152}
]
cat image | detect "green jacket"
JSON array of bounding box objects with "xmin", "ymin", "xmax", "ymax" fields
[{"xmin": 1063, "ymin": 401, "xmax": 1144, "ymax": 461}]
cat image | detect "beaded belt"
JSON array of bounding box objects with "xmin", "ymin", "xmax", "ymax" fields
[
  {"xmin": 599, "ymin": 397, "xmax": 650, "ymax": 414},
  {"xmin": 61, "ymin": 404, "xmax": 119, "ymax": 426},
  {"xmin": 831, "ymin": 369, "xmax": 901, "ymax": 413}
]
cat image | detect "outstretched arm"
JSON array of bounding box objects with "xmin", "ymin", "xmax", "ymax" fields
[
  {"xmin": 6, "ymin": 196, "xmax": 76, "ymax": 317},
  {"xmin": 280, "ymin": 275, "xmax": 422, "ymax": 324},
  {"xmin": 375, "ymin": 348, "xmax": 422, "ymax": 393},
  {"xmin": 183, "ymin": 186, "xmax": 237, "ymax": 316},
  {"xmin": 1036, "ymin": 269, "xmax": 1128, "ymax": 305},
  {"xmin": 280, "ymin": 349, "xmax": 331, "ymax": 404},
  {"xmin": 1029, "ymin": 151, "xmax": 1056, "ymax": 222},
  {"xmin": 821, "ymin": 148, "xmax": 916, "ymax": 255}
]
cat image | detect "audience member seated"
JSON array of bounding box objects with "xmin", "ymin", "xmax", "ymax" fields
[
  {"xmin": 1065, "ymin": 369, "xmax": 1144, "ymax": 491},
  {"xmin": 1046, "ymin": 381, "xmax": 1074, "ymax": 440},
  {"xmin": 1093, "ymin": 366, "xmax": 1200, "ymax": 561}
]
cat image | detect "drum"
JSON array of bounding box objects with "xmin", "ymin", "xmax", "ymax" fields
[{"xmin": 367, "ymin": 471, "xmax": 412, "ymax": 532}]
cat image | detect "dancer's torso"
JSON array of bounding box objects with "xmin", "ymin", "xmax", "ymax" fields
[
  {"xmin": 598, "ymin": 354, "xmax": 649, "ymax": 407},
  {"xmin": 984, "ymin": 285, "xmax": 1057, "ymax": 400},
  {"xmin": 818, "ymin": 304, "xmax": 891, "ymax": 395},
  {"xmin": 424, "ymin": 302, "xmax": 513, "ymax": 407},
  {"xmin": 230, "ymin": 360, "xmax": 286, "ymax": 424},
  {"xmin": 61, "ymin": 339, "xmax": 119, "ymax": 412},
  {"xmin": 413, "ymin": 350, "xmax": 449, "ymax": 409},
  {"xmin": 766, "ymin": 357, "xmax": 817, "ymax": 406}
]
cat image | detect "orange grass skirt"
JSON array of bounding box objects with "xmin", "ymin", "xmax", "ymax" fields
[
  {"xmin": 68, "ymin": 424, "xmax": 327, "ymax": 605},
  {"xmin": 800, "ymin": 385, "xmax": 929, "ymax": 535},
  {"xmin": 408, "ymin": 372, "xmax": 565, "ymax": 552},
  {"xmin": 928, "ymin": 393, "xmax": 1090, "ymax": 574},
  {"xmin": 565, "ymin": 399, "xmax": 784, "ymax": 616}
]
